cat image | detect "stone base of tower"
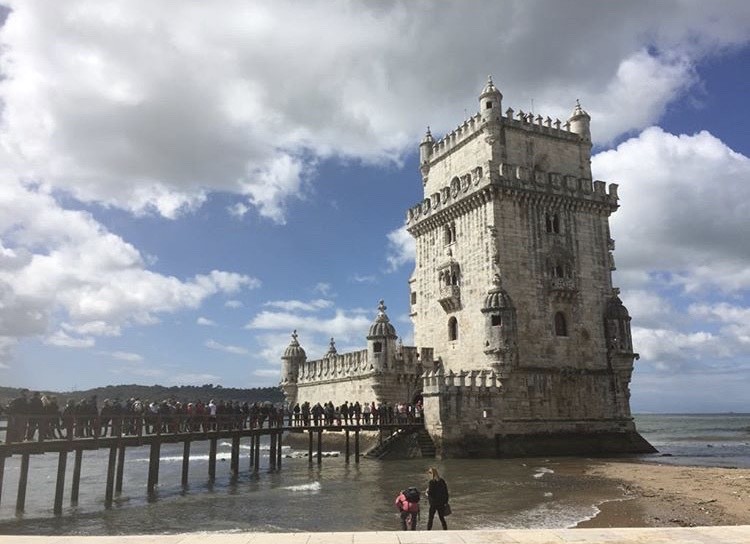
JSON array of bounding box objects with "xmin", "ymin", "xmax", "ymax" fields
[
  {"xmin": 421, "ymin": 368, "xmax": 656, "ymax": 458},
  {"xmin": 430, "ymin": 429, "xmax": 656, "ymax": 458}
]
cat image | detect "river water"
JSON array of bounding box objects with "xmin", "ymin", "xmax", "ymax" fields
[{"xmin": 1, "ymin": 414, "xmax": 748, "ymax": 535}]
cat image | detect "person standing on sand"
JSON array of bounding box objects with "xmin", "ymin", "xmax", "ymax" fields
[{"xmin": 426, "ymin": 467, "xmax": 449, "ymax": 530}]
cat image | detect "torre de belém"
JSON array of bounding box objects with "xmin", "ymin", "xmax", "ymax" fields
[{"xmin": 280, "ymin": 78, "xmax": 655, "ymax": 458}]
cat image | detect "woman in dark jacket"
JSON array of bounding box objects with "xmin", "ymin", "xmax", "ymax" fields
[{"xmin": 426, "ymin": 466, "xmax": 449, "ymax": 530}]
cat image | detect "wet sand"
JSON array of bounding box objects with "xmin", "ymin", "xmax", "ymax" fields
[{"xmin": 579, "ymin": 461, "xmax": 750, "ymax": 528}]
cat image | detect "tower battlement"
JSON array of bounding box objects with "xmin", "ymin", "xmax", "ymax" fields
[{"xmin": 406, "ymin": 159, "xmax": 619, "ymax": 229}]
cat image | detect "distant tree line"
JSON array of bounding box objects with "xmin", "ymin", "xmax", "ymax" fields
[{"xmin": 0, "ymin": 384, "xmax": 284, "ymax": 410}]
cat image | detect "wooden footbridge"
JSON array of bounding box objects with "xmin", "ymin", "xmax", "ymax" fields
[{"xmin": 0, "ymin": 413, "xmax": 426, "ymax": 515}]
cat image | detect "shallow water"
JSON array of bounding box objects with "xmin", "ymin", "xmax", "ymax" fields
[{"xmin": 1, "ymin": 413, "xmax": 748, "ymax": 535}]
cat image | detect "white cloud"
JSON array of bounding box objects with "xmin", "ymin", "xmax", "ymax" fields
[
  {"xmin": 247, "ymin": 310, "xmax": 371, "ymax": 341},
  {"xmin": 1, "ymin": 1, "xmax": 748, "ymax": 222},
  {"xmin": 595, "ymin": 127, "xmax": 750, "ymax": 293},
  {"xmin": 168, "ymin": 373, "xmax": 221, "ymax": 386},
  {"xmin": 385, "ymin": 225, "xmax": 415, "ymax": 272},
  {"xmin": 0, "ymin": 178, "xmax": 260, "ymax": 363},
  {"xmin": 109, "ymin": 351, "xmax": 143, "ymax": 362},
  {"xmin": 224, "ymin": 300, "xmax": 243, "ymax": 309},
  {"xmin": 264, "ymin": 299, "xmax": 333, "ymax": 312},
  {"xmin": 197, "ymin": 317, "xmax": 216, "ymax": 326},
  {"xmin": 313, "ymin": 283, "xmax": 332, "ymax": 296},
  {"xmin": 351, "ymin": 274, "xmax": 377, "ymax": 284},
  {"xmin": 205, "ymin": 339, "xmax": 249, "ymax": 355},
  {"xmin": 44, "ymin": 330, "xmax": 95, "ymax": 348}
]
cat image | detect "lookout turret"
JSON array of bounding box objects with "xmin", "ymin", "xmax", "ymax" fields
[
  {"xmin": 568, "ymin": 99, "xmax": 591, "ymax": 142},
  {"xmin": 280, "ymin": 330, "xmax": 306, "ymax": 406},
  {"xmin": 367, "ymin": 300, "xmax": 398, "ymax": 372},
  {"xmin": 479, "ymin": 75, "xmax": 502, "ymax": 123}
]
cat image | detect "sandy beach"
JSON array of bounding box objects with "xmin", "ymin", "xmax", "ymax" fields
[{"xmin": 579, "ymin": 461, "xmax": 750, "ymax": 528}]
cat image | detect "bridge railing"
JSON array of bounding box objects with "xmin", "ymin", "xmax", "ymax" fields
[{"xmin": 0, "ymin": 410, "xmax": 424, "ymax": 445}]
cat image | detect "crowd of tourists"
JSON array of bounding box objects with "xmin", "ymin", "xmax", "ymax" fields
[{"xmin": 1, "ymin": 389, "xmax": 423, "ymax": 443}]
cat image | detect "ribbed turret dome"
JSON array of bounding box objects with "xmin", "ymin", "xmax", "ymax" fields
[
  {"xmin": 569, "ymin": 99, "xmax": 590, "ymax": 121},
  {"xmin": 479, "ymin": 75, "xmax": 502, "ymax": 100},
  {"xmin": 605, "ymin": 296, "xmax": 630, "ymax": 320},
  {"xmin": 482, "ymin": 274, "xmax": 514, "ymax": 311},
  {"xmin": 367, "ymin": 300, "xmax": 398, "ymax": 339},
  {"xmin": 282, "ymin": 330, "xmax": 306, "ymax": 359}
]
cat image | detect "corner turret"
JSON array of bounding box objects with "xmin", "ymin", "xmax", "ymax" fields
[
  {"xmin": 479, "ymin": 75, "xmax": 502, "ymax": 123},
  {"xmin": 568, "ymin": 99, "xmax": 591, "ymax": 142},
  {"xmin": 419, "ymin": 127, "xmax": 434, "ymax": 183},
  {"xmin": 280, "ymin": 330, "xmax": 306, "ymax": 406},
  {"xmin": 367, "ymin": 300, "xmax": 398, "ymax": 372},
  {"xmin": 481, "ymin": 274, "xmax": 518, "ymax": 377}
]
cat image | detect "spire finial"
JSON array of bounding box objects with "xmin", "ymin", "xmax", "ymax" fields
[
  {"xmin": 291, "ymin": 329, "xmax": 298, "ymax": 341},
  {"xmin": 488, "ymin": 74, "xmax": 493, "ymax": 85},
  {"xmin": 378, "ymin": 299, "xmax": 386, "ymax": 314}
]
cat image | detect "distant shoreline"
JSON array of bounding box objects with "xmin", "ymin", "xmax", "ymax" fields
[{"xmin": 579, "ymin": 461, "xmax": 750, "ymax": 528}]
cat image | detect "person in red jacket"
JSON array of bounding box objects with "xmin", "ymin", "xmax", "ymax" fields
[{"xmin": 395, "ymin": 487, "xmax": 420, "ymax": 530}]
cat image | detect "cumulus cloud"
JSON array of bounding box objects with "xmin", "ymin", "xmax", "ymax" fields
[
  {"xmin": 205, "ymin": 339, "xmax": 249, "ymax": 355},
  {"xmin": 197, "ymin": 317, "xmax": 216, "ymax": 326},
  {"xmin": 385, "ymin": 226, "xmax": 415, "ymax": 272},
  {"xmin": 1, "ymin": 1, "xmax": 748, "ymax": 223},
  {"xmin": 595, "ymin": 127, "xmax": 750, "ymax": 292},
  {"xmin": 108, "ymin": 351, "xmax": 143, "ymax": 362},
  {"xmin": 264, "ymin": 299, "xmax": 333, "ymax": 312},
  {"xmin": 224, "ymin": 300, "xmax": 243, "ymax": 309},
  {"xmin": 593, "ymin": 127, "xmax": 750, "ymax": 402},
  {"xmin": 0, "ymin": 178, "xmax": 260, "ymax": 364}
]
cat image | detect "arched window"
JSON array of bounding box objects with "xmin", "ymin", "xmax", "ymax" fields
[
  {"xmin": 448, "ymin": 317, "xmax": 458, "ymax": 341},
  {"xmin": 545, "ymin": 212, "xmax": 561, "ymax": 234},
  {"xmin": 554, "ymin": 312, "xmax": 568, "ymax": 337},
  {"xmin": 491, "ymin": 314, "xmax": 502, "ymax": 327},
  {"xmin": 443, "ymin": 223, "xmax": 456, "ymax": 245},
  {"xmin": 373, "ymin": 341, "xmax": 382, "ymax": 353}
]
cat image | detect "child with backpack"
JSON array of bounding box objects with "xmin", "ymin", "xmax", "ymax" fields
[{"xmin": 394, "ymin": 486, "xmax": 420, "ymax": 530}]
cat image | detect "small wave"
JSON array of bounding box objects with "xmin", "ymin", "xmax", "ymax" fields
[
  {"xmin": 282, "ymin": 482, "xmax": 321, "ymax": 493},
  {"xmin": 284, "ymin": 451, "xmax": 340, "ymax": 459},
  {"xmin": 532, "ymin": 467, "xmax": 554, "ymax": 479}
]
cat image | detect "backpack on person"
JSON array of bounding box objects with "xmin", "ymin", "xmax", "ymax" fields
[{"xmin": 403, "ymin": 486, "xmax": 420, "ymax": 503}]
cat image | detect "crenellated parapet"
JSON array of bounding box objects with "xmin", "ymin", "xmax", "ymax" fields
[
  {"xmin": 406, "ymin": 160, "xmax": 620, "ymax": 231},
  {"xmin": 422, "ymin": 367, "xmax": 502, "ymax": 396},
  {"xmin": 297, "ymin": 349, "xmax": 371, "ymax": 384},
  {"xmin": 424, "ymin": 104, "xmax": 583, "ymax": 168}
]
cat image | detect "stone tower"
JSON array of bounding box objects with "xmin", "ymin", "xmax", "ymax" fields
[{"xmin": 407, "ymin": 77, "xmax": 654, "ymax": 457}]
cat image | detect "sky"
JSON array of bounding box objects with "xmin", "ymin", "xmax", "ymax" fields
[{"xmin": 0, "ymin": 1, "xmax": 749, "ymax": 413}]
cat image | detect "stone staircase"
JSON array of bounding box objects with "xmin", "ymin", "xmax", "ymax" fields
[
  {"xmin": 415, "ymin": 428, "xmax": 436, "ymax": 457},
  {"xmin": 364, "ymin": 427, "xmax": 436, "ymax": 459}
]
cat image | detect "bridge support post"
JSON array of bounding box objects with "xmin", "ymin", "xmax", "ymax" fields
[
  {"xmin": 231, "ymin": 434, "xmax": 240, "ymax": 476},
  {"xmin": 355, "ymin": 429, "xmax": 360, "ymax": 464},
  {"xmin": 208, "ymin": 437, "xmax": 217, "ymax": 480},
  {"xmin": 276, "ymin": 431, "xmax": 282, "ymax": 469},
  {"xmin": 53, "ymin": 450, "xmax": 67, "ymax": 515},
  {"xmin": 269, "ymin": 431, "xmax": 277, "ymax": 471},
  {"xmin": 345, "ymin": 429, "xmax": 350, "ymax": 463},
  {"xmin": 0, "ymin": 454, "xmax": 5, "ymax": 507},
  {"xmin": 147, "ymin": 441, "xmax": 160, "ymax": 494},
  {"xmin": 317, "ymin": 430, "xmax": 322, "ymax": 465},
  {"xmin": 16, "ymin": 453, "xmax": 29, "ymax": 512},
  {"xmin": 115, "ymin": 445, "xmax": 125, "ymax": 494},
  {"xmin": 253, "ymin": 433, "xmax": 260, "ymax": 472},
  {"xmin": 105, "ymin": 446, "xmax": 117, "ymax": 508},
  {"xmin": 308, "ymin": 430, "xmax": 313, "ymax": 464},
  {"xmin": 250, "ymin": 434, "xmax": 255, "ymax": 468},
  {"xmin": 181, "ymin": 441, "xmax": 191, "ymax": 487},
  {"xmin": 71, "ymin": 448, "xmax": 82, "ymax": 505}
]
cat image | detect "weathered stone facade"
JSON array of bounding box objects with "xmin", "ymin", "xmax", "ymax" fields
[
  {"xmin": 281, "ymin": 78, "xmax": 654, "ymax": 457},
  {"xmin": 280, "ymin": 303, "xmax": 425, "ymax": 409}
]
